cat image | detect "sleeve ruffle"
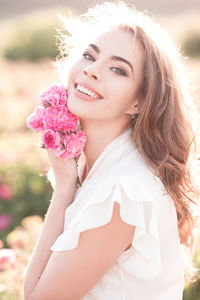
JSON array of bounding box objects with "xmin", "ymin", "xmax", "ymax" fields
[{"xmin": 50, "ymin": 176, "xmax": 162, "ymax": 278}]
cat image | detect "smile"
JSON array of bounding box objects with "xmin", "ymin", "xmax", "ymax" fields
[{"xmin": 74, "ymin": 82, "xmax": 103, "ymax": 100}]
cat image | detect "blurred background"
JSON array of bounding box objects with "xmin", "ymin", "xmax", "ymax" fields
[{"xmin": 0, "ymin": 0, "xmax": 200, "ymax": 299}]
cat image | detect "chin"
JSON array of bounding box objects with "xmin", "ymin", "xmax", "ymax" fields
[
  {"xmin": 67, "ymin": 95, "xmax": 83, "ymax": 118},
  {"xmin": 67, "ymin": 99, "xmax": 78, "ymax": 115}
]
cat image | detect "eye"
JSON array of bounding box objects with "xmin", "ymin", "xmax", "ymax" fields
[
  {"xmin": 111, "ymin": 67, "xmax": 127, "ymax": 76},
  {"xmin": 82, "ymin": 52, "xmax": 95, "ymax": 61}
]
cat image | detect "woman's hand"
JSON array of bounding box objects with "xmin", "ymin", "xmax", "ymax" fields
[{"xmin": 47, "ymin": 150, "xmax": 79, "ymax": 190}]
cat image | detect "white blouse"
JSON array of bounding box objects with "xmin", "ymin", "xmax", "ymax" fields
[{"xmin": 50, "ymin": 127, "xmax": 185, "ymax": 300}]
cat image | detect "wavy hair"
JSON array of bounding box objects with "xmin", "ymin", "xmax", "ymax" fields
[{"xmin": 55, "ymin": 1, "xmax": 200, "ymax": 253}]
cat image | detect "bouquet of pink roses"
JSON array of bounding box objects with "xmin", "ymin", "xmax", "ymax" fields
[{"xmin": 27, "ymin": 83, "xmax": 87, "ymax": 186}]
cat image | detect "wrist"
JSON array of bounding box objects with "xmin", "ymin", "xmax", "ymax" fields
[
  {"xmin": 52, "ymin": 180, "xmax": 77, "ymax": 206},
  {"xmin": 54, "ymin": 177, "xmax": 77, "ymax": 191}
]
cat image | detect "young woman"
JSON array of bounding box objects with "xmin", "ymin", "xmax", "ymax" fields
[{"xmin": 24, "ymin": 1, "xmax": 199, "ymax": 299}]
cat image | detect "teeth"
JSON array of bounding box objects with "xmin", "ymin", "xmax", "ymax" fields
[{"xmin": 76, "ymin": 84, "xmax": 100, "ymax": 98}]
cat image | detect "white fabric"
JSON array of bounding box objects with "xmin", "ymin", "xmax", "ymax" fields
[{"xmin": 50, "ymin": 127, "xmax": 185, "ymax": 300}]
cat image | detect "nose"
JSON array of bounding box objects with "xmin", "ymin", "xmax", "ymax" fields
[{"xmin": 82, "ymin": 64, "xmax": 99, "ymax": 80}]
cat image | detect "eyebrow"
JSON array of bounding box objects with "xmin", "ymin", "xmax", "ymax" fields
[{"xmin": 88, "ymin": 43, "xmax": 134, "ymax": 76}]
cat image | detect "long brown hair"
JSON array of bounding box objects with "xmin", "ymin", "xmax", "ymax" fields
[
  {"xmin": 130, "ymin": 25, "xmax": 199, "ymax": 248},
  {"xmin": 56, "ymin": 1, "xmax": 200, "ymax": 250}
]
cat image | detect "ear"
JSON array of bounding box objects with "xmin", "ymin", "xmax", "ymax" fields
[{"xmin": 126, "ymin": 99, "xmax": 141, "ymax": 115}]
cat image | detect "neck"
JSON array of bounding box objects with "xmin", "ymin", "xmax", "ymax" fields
[{"xmin": 78, "ymin": 119, "xmax": 131, "ymax": 179}]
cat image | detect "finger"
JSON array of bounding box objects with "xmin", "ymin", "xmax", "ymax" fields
[{"xmin": 74, "ymin": 153, "xmax": 82, "ymax": 164}]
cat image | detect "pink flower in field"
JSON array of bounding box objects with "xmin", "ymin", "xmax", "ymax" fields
[
  {"xmin": 0, "ymin": 213, "xmax": 12, "ymax": 231},
  {"xmin": 42, "ymin": 129, "xmax": 61, "ymax": 149},
  {"xmin": 27, "ymin": 106, "xmax": 45, "ymax": 132},
  {"xmin": 40, "ymin": 83, "xmax": 68, "ymax": 107},
  {"xmin": 0, "ymin": 248, "xmax": 16, "ymax": 270},
  {"xmin": 0, "ymin": 184, "xmax": 13, "ymax": 201},
  {"xmin": 54, "ymin": 130, "xmax": 87, "ymax": 160}
]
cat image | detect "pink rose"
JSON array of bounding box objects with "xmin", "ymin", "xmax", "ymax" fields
[
  {"xmin": 54, "ymin": 130, "xmax": 87, "ymax": 160},
  {"xmin": 43, "ymin": 106, "xmax": 78, "ymax": 132},
  {"xmin": 0, "ymin": 213, "xmax": 12, "ymax": 231},
  {"xmin": 0, "ymin": 184, "xmax": 12, "ymax": 201},
  {"xmin": 40, "ymin": 83, "xmax": 68, "ymax": 107},
  {"xmin": 0, "ymin": 248, "xmax": 16, "ymax": 270},
  {"xmin": 64, "ymin": 113, "xmax": 79, "ymax": 132},
  {"xmin": 42, "ymin": 129, "xmax": 61, "ymax": 149},
  {"xmin": 27, "ymin": 83, "xmax": 87, "ymax": 176},
  {"xmin": 42, "ymin": 106, "xmax": 58, "ymax": 131},
  {"xmin": 27, "ymin": 106, "xmax": 45, "ymax": 132}
]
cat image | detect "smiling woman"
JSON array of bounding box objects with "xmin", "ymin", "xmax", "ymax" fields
[
  {"xmin": 65, "ymin": 27, "xmax": 144, "ymax": 124},
  {"xmin": 24, "ymin": 1, "xmax": 200, "ymax": 300}
]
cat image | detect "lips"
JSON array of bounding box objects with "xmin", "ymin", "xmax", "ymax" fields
[{"xmin": 74, "ymin": 81, "xmax": 103, "ymax": 100}]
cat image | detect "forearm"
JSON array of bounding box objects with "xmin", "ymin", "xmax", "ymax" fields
[{"xmin": 24, "ymin": 181, "xmax": 76, "ymax": 300}]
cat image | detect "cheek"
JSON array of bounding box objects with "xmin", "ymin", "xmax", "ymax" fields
[
  {"xmin": 67, "ymin": 83, "xmax": 82, "ymax": 115},
  {"xmin": 64, "ymin": 60, "xmax": 83, "ymax": 89},
  {"xmin": 108, "ymin": 81, "xmax": 135, "ymax": 109}
]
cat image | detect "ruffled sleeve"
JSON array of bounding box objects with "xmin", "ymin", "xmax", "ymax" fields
[{"xmin": 50, "ymin": 175, "xmax": 162, "ymax": 278}]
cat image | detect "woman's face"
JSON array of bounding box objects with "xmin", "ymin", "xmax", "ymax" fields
[{"xmin": 66, "ymin": 27, "xmax": 144, "ymax": 123}]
